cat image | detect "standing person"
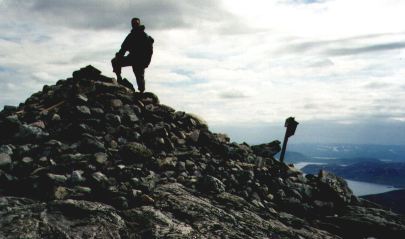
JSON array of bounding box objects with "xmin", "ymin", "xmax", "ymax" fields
[{"xmin": 112, "ymin": 17, "xmax": 154, "ymax": 93}]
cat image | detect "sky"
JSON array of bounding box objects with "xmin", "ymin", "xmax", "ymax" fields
[{"xmin": 0, "ymin": 0, "xmax": 405, "ymax": 145}]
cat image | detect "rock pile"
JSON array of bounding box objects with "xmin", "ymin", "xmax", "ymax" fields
[{"xmin": 1, "ymin": 65, "xmax": 404, "ymax": 238}]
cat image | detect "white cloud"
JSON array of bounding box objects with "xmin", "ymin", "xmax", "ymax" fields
[{"xmin": 1, "ymin": 0, "xmax": 405, "ymax": 144}]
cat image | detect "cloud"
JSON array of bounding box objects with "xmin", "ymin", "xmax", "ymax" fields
[
  {"xmin": 280, "ymin": 32, "xmax": 405, "ymax": 56},
  {"xmin": 303, "ymin": 103, "xmax": 319, "ymax": 110},
  {"xmin": 327, "ymin": 42, "xmax": 405, "ymax": 56},
  {"xmin": 280, "ymin": 0, "xmax": 327, "ymax": 5},
  {"xmin": 219, "ymin": 90, "xmax": 248, "ymax": 99},
  {"xmin": 307, "ymin": 59, "xmax": 334, "ymax": 68},
  {"xmin": 364, "ymin": 82, "xmax": 392, "ymax": 89},
  {"xmin": 2, "ymin": 0, "xmax": 249, "ymax": 33}
]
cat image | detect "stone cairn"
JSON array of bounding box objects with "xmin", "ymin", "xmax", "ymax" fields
[{"xmin": 1, "ymin": 66, "xmax": 404, "ymax": 238}]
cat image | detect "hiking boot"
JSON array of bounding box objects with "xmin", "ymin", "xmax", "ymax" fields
[{"xmin": 118, "ymin": 78, "xmax": 135, "ymax": 91}]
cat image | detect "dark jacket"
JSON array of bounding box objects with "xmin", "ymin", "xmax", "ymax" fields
[{"xmin": 117, "ymin": 25, "xmax": 153, "ymax": 67}]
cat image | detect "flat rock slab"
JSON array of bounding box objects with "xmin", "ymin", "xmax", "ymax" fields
[{"xmin": 0, "ymin": 197, "xmax": 127, "ymax": 239}]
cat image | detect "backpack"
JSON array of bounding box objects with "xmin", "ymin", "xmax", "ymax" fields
[{"xmin": 144, "ymin": 34, "xmax": 154, "ymax": 67}]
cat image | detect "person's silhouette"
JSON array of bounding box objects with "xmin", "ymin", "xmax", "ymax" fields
[{"xmin": 112, "ymin": 18, "xmax": 154, "ymax": 93}]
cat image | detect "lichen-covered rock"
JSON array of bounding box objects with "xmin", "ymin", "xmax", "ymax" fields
[{"xmin": 119, "ymin": 142, "xmax": 153, "ymax": 163}]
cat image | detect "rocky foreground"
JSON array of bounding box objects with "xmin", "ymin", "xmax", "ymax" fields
[{"xmin": 0, "ymin": 66, "xmax": 404, "ymax": 238}]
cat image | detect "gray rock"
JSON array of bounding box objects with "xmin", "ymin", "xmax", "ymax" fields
[
  {"xmin": 76, "ymin": 105, "xmax": 91, "ymax": 116},
  {"xmin": 51, "ymin": 113, "xmax": 61, "ymax": 121},
  {"xmin": 90, "ymin": 107, "xmax": 104, "ymax": 115},
  {"xmin": 324, "ymin": 205, "xmax": 405, "ymax": 239},
  {"xmin": 73, "ymin": 65, "xmax": 101, "ymax": 78},
  {"xmin": 75, "ymin": 94, "xmax": 88, "ymax": 103},
  {"xmin": 176, "ymin": 161, "xmax": 186, "ymax": 171},
  {"xmin": 275, "ymin": 189, "xmax": 286, "ymax": 200},
  {"xmin": 139, "ymin": 174, "xmax": 158, "ymax": 193},
  {"xmin": 0, "ymin": 153, "xmax": 12, "ymax": 169},
  {"xmin": 94, "ymin": 152, "xmax": 108, "ymax": 164},
  {"xmin": 0, "ymin": 145, "xmax": 13, "ymax": 155},
  {"xmin": 2, "ymin": 116, "xmax": 21, "ymax": 138},
  {"xmin": 141, "ymin": 194, "xmax": 155, "ymax": 205},
  {"xmin": 188, "ymin": 130, "xmax": 200, "ymax": 143},
  {"xmin": 251, "ymin": 140, "xmax": 281, "ymax": 157},
  {"xmin": 53, "ymin": 186, "xmax": 69, "ymax": 200},
  {"xmin": 91, "ymin": 172, "xmax": 109, "ymax": 184},
  {"xmin": 47, "ymin": 173, "xmax": 67, "ymax": 184},
  {"xmin": 185, "ymin": 113, "xmax": 207, "ymax": 128},
  {"xmin": 138, "ymin": 92, "xmax": 160, "ymax": 104},
  {"xmin": 121, "ymin": 205, "xmax": 196, "ymax": 238},
  {"xmin": 157, "ymin": 157, "xmax": 177, "ymax": 170},
  {"xmin": 199, "ymin": 175, "xmax": 226, "ymax": 194},
  {"xmin": 2, "ymin": 105, "xmax": 17, "ymax": 113},
  {"xmin": 123, "ymin": 113, "xmax": 139, "ymax": 123},
  {"xmin": 105, "ymin": 113, "xmax": 121, "ymax": 126},
  {"xmin": 15, "ymin": 124, "xmax": 49, "ymax": 142},
  {"xmin": 317, "ymin": 170, "xmax": 353, "ymax": 205},
  {"xmin": 95, "ymin": 81, "xmax": 126, "ymax": 94},
  {"xmin": 74, "ymin": 186, "xmax": 92, "ymax": 194},
  {"xmin": 60, "ymin": 153, "xmax": 89, "ymax": 163},
  {"xmin": 111, "ymin": 196, "xmax": 128, "ymax": 209},
  {"xmin": 70, "ymin": 170, "xmax": 86, "ymax": 184},
  {"xmin": 21, "ymin": 157, "xmax": 33, "ymax": 165},
  {"xmin": 111, "ymin": 99, "xmax": 123, "ymax": 108}
]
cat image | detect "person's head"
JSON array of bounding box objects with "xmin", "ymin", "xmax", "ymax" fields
[{"xmin": 131, "ymin": 17, "xmax": 140, "ymax": 28}]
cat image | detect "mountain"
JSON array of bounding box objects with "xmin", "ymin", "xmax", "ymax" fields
[
  {"xmin": 288, "ymin": 143, "xmax": 405, "ymax": 161},
  {"xmin": 362, "ymin": 189, "xmax": 405, "ymax": 215},
  {"xmin": 1, "ymin": 65, "xmax": 405, "ymax": 238},
  {"xmin": 302, "ymin": 160, "xmax": 405, "ymax": 187}
]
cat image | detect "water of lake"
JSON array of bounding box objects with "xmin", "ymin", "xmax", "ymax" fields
[
  {"xmin": 294, "ymin": 162, "xmax": 326, "ymax": 170},
  {"xmin": 294, "ymin": 162, "xmax": 401, "ymax": 196},
  {"xmin": 346, "ymin": 179, "xmax": 400, "ymax": 196}
]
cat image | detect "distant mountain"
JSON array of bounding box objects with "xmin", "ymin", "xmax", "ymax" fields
[
  {"xmin": 362, "ymin": 189, "xmax": 405, "ymax": 215},
  {"xmin": 288, "ymin": 143, "xmax": 405, "ymax": 161},
  {"xmin": 274, "ymin": 151, "xmax": 310, "ymax": 163},
  {"xmin": 302, "ymin": 161, "xmax": 405, "ymax": 187}
]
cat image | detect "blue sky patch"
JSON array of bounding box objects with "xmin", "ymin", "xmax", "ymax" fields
[{"xmin": 0, "ymin": 66, "xmax": 14, "ymax": 73}]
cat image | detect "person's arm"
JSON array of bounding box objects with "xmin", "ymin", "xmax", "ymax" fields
[{"xmin": 117, "ymin": 33, "xmax": 132, "ymax": 57}]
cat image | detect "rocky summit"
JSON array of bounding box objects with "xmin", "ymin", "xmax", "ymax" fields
[{"xmin": 0, "ymin": 65, "xmax": 404, "ymax": 239}]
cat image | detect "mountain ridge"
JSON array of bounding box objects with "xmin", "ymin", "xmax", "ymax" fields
[{"xmin": 302, "ymin": 160, "xmax": 405, "ymax": 188}]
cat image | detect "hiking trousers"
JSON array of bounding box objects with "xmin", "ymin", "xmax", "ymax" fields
[{"xmin": 111, "ymin": 55, "xmax": 145, "ymax": 92}]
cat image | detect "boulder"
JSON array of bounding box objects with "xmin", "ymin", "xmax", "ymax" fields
[
  {"xmin": 198, "ymin": 175, "xmax": 226, "ymax": 194},
  {"xmin": 251, "ymin": 140, "xmax": 281, "ymax": 157},
  {"xmin": 316, "ymin": 170, "xmax": 353, "ymax": 205},
  {"xmin": 119, "ymin": 142, "xmax": 153, "ymax": 163}
]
